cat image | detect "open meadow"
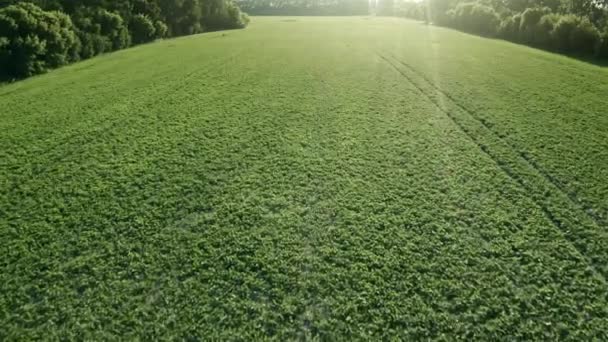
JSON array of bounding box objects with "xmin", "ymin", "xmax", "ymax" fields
[{"xmin": 1, "ymin": 16, "xmax": 607, "ymax": 339}]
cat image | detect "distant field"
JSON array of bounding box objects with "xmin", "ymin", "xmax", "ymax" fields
[{"xmin": 1, "ymin": 16, "xmax": 607, "ymax": 339}]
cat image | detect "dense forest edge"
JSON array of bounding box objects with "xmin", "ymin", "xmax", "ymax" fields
[
  {"xmin": 236, "ymin": 0, "xmax": 608, "ymax": 62},
  {"xmin": 387, "ymin": 0, "xmax": 608, "ymax": 61},
  {"xmin": 235, "ymin": 0, "xmax": 370, "ymax": 15},
  {"xmin": 0, "ymin": 0, "xmax": 250, "ymax": 80}
]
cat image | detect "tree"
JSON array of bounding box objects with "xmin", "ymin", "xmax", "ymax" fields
[
  {"xmin": 0, "ymin": 2, "xmax": 79, "ymax": 78},
  {"xmin": 0, "ymin": 0, "xmax": 250, "ymax": 80},
  {"xmin": 158, "ymin": 0, "xmax": 203, "ymax": 36},
  {"xmin": 519, "ymin": 7, "xmax": 551, "ymax": 44},
  {"xmin": 427, "ymin": 0, "xmax": 457, "ymax": 25},
  {"xmin": 71, "ymin": 7, "xmax": 131, "ymax": 59},
  {"xmin": 548, "ymin": 14, "xmax": 601, "ymax": 53},
  {"xmin": 447, "ymin": 2, "xmax": 500, "ymax": 35},
  {"xmin": 154, "ymin": 19, "xmax": 168, "ymax": 38},
  {"xmin": 133, "ymin": 0, "xmax": 162, "ymax": 21},
  {"xmin": 130, "ymin": 13, "xmax": 156, "ymax": 44}
]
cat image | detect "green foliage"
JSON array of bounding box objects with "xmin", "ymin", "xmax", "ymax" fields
[
  {"xmin": 130, "ymin": 14, "xmax": 156, "ymax": 44},
  {"xmin": 498, "ymin": 13, "xmax": 521, "ymax": 40},
  {"xmin": 567, "ymin": 16, "xmax": 601, "ymax": 53},
  {"xmin": 0, "ymin": 0, "xmax": 250, "ymax": 79},
  {"xmin": 154, "ymin": 19, "xmax": 168, "ymax": 38},
  {"xmin": 519, "ymin": 7, "xmax": 552, "ymax": 43},
  {"xmin": 495, "ymin": 0, "xmax": 560, "ymax": 12},
  {"xmin": 552, "ymin": 14, "xmax": 600, "ymax": 53},
  {"xmin": 133, "ymin": 0, "xmax": 162, "ymax": 21},
  {"xmin": 420, "ymin": 0, "xmax": 607, "ymax": 59},
  {"xmin": 228, "ymin": 2, "xmax": 250, "ymax": 28},
  {"xmin": 203, "ymin": 0, "xmax": 250, "ymax": 30},
  {"xmin": 447, "ymin": 2, "xmax": 500, "ymax": 36},
  {"xmin": 0, "ymin": 2, "xmax": 78, "ymax": 78},
  {"xmin": 158, "ymin": 0, "xmax": 203, "ymax": 36},
  {"xmin": 239, "ymin": 11, "xmax": 250, "ymax": 26},
  {"xmin": 72, "ymin": 7, "xmax": 131, "ymax": 59},
  {"xmin": 234, "ymin": 0, "xmax": 369, "ymax": 15},
  {"xmin": 534, "ymin": 13, "xmax": 560, "ymax": 47},
  {"xmin": 561, "ymin": 0, "xmax": 597, "ymax": 17}
]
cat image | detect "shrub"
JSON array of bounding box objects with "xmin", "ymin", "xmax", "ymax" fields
[
  {"xmin": 519, "ymin": 7, "xmax": 552, "ymax": 44},
  {"xmin": 226, "ymin": 2, "xmax": 247, "ymax": 28},
  {"xmin": 203, "ymin": 1, "xmax": 250, "ymax": 30},
  {"xmin": 520, "ymin": 7, "xmax": 552, "ymax": 29},
  {"xmin": 499, "ymin": 14, "xmax": 522, "ymax": 41},
  {"xmin": 448, "ymin": 2, "xmax": 500, "ymax": 36},
  {"xmin": 0, "ymin": 2, "xmax": 79, "ymax": 79},
  {"xmin": 569, "ymin": 18, "xmax": 601, "ymax": 54},
  {"xmin": 130, "ymin": 14, "xmax": 156, "ymax": 44},
  {"xmin": 534, "ymin": 13, "xmax": 560, "ymax": 48},
  {"xmin": 226, "ymin": 2, "xmax": 248, "ymax": 28},
  {"xmin": 72, "ymin": 7, "xmax": 130, "ymax": 59},
  {"xmin": 551, "ymin": 15, "xmax": 578, "ymax": 51},
  {"xmin": 160, "ymin": 0, "xmax": 203, "ymax": 36},
  {"xmin": 154, "ymin": 20, "xmax": 168, "ymax": 38},
  {"xmin": 552, "ymin": 15, "xmax": 600, "ymax": 54},
  {"xmin": 239, "ymin": 12, "xmax": 250, "ymax": 27}
]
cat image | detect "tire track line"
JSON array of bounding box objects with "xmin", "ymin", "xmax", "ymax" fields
[
  {"xmin": 378, "ymin": 53, "xmax": 608, "ymax": 283},
  {"xmin": 389, "ymin": 54, "xmax": 605, "ymax": 228}
]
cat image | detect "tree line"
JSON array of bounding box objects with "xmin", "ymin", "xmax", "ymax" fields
[
  {"xmin": 387, "ymin": 0, "xmax": 608, "ymax": 58},
  {"xmin": 235, "ymin": 0, "xmax": 369, "ymax": 15},
  {"xmin": 0, "ymin": 0, "xmax": 250, "ymax": 80}
]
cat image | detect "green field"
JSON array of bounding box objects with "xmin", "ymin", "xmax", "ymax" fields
[{"xmin": 1, "ymin": 16, "xmax": 608, "ymax": 339}]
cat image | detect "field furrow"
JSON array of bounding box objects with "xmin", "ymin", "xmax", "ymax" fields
[
  {"xmin": 375, "ymin": 25, "xmax": 608, "ymax": 227},
  {"xmin": 378, "ymin": 53, "xmax": 608, "ymax": 280}
]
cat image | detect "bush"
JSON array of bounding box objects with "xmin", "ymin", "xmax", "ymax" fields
[
  {"xmin": 0, "ymin": 2, "xmax": 79, "ymax": 79},
  {"xmin": 203, "ymin": 1, "xmax": 250, "ymax": 30},
  {"xmin": 160, "ymin": 0, "xmax": 203, "ymax": 36},
  {"xmin": 130, "ymin": 14, "xmax": 155, "ymax": 44},
  {"xmin": 519, "ymin": 7, "xmax": 552, "ymax": 44},
  {"xmin": 533, "ymin": 13, "xmax": 560, "ymax": 48},
  {"xmin": 499, "ymin": 14, "xmax": 522, "ymax": 41},
  {"xmin": 0, "ymin": 0, "xmax": 251, "ymax": 81},
  {"xmin": 154, "ymin": 20, "xmax": 168, "ymax": 39},
  {"xmin": 226, "ymin": 2, "xmax": 249, "ymax": 28},
  {"xmin": 552, "ymin": 15, "xmax": 600, "ymax": 54},
  {"xmin": 569, "ymin": 18, "xmax": 601, "ymax": 54},
  {"xmin": 447, "ymin": 2, "xmax": 500, "ymax": 36},
  {"xmin": 551, "ymin": 15, "xmax": 578, "ymax": 51},
  {"xmin": 239, "ymin": 12, "xmax": 250, "ymax": 28},
  {"xmin": 72, "ymin": 7, "xmax": 130, "ymax": 59}
]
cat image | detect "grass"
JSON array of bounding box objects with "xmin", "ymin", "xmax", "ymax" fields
[{"xmin": 1, "ymin": 16, "xmax": 607, "ymax": 339}]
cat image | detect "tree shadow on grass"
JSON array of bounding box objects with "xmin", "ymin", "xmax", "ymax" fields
[{"xmin": 564, "ymin": 53, "xmax": 608, "ymax": 68}]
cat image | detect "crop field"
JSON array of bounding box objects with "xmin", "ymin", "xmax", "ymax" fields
[{"xmin": 1, "ymin": 16, "xmax": 608, "ymax": 339}]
